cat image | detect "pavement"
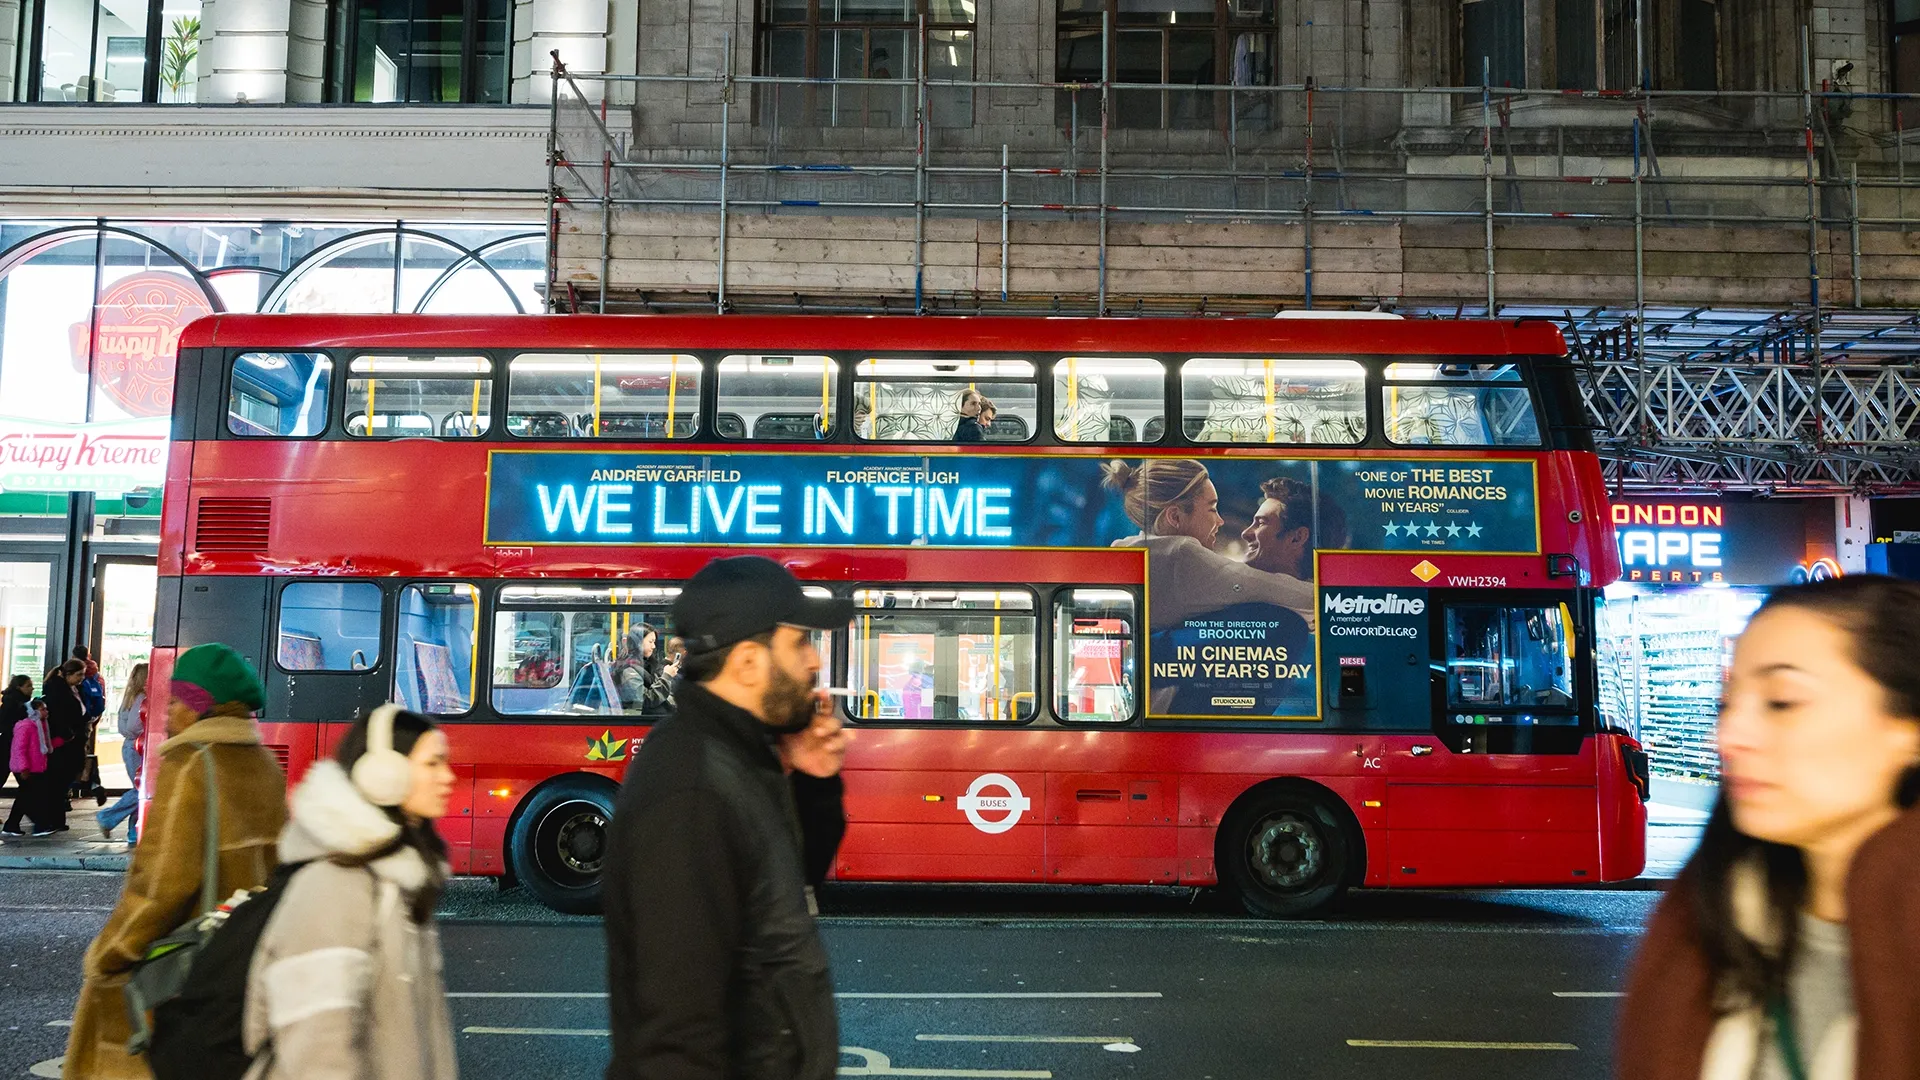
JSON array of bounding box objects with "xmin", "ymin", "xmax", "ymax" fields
[{"xmin": 4, "ymin": 869, "xmax": 1663, "ymax": 1080}]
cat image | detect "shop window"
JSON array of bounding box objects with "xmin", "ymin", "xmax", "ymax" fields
[
  {"xmin": 1444, "ymin": 604, "xmax": 1576, "ymax": 717},
  {"xmin": 1383, "ymin": 364, "xmax": 1539, "ymax": 446},
  {"xmin": 345, "ymin": 355, "xmax": 492, "ymax": 438},
  {"xmin": 277, "ymin": 581, "xmax": 383, "ymax": 672},
  {"xmin": 491, "ymin": 585, "xmax": 682, "ymax": 717},
  {"xmin": 715, "ymin": 354, "xmax": 838, "ymax": 441},
  {"xmin": 16, "ymin": 0, "xmax": 203, "ymax": 102},
  {"xmin": 1053, "ymin": 357, "xmax": 1165, "ymax": 443},
  {"xmin": 326, "ymin": 0, "xmax": 510, "ymax": 103},
  {"xmin": 1053, "ymin": 589, "xmax": 1137, "ymax": 723},
  {"xmin": 853, "ymin": 358, "xmax": 1036, "ymax": 441},
  {"xmin": 1057, "ymin": 0, "xmax": 1278, "ymax": 131},
  {"xmin": 506, "ymin": 353, "xmax": 700, "ymax": 439},
  {"xmin": 229, "ymin": 353, "xmax": 333, "ymax": 437},
  {"xmin": 396, "ymin": 582, "xmax": 478, "ymax": 714},
  {"xmin": 759, "ymin": 0, "xmax": 975, "ymax": 127},
  {"xmin": 848, "ymin": 588, "xmax": 1036, "ymax": 723},
  {"xmin": 1181, "ymin": 358, "xmax": 1366, "ymax": 444}
]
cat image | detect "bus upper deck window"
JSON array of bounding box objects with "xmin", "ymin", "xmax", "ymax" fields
[
  {"xmin": 507, "ymin": 353, "xmax": 701, "ymax": 439},
  {"xmin": 1053, "ymin": 358, "xmax": 1164, "ymax": 443},
  {"xmin": 846, "ymin": 587, "xmax": 1037, "ymax": 723},
  {"xmin": 230, "ymin": 352, "xmax": 332, "ymax": 437},
  {"xmin": 1382, "ymin": 362, "xmax": 1541, "ymax": 447},
  {"xmin": 852, "ymin": 358, "xmax": 1037, "ymax": 442},
  {"xmin": 346, "ymin": 356, "xmax": 492, "ymax": 438},
  {"xmin": 1181, "ymin": 358, "xmax": 1366, "ymax": 444},
  {"xmin": 715, "ymin": 355, "xmax": 837, "ymax": 441}
]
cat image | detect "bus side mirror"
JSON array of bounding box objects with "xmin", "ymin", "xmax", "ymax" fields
[{"xmin": 1546, "ymin": 553, "xmax": 1584, "ymax": 582}]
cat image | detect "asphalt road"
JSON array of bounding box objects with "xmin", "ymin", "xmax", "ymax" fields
[{"xmin": 3, "ymin": 871, "xmax": 1660, "ymax": 1080}]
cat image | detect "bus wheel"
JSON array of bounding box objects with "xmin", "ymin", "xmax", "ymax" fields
[
  {"xmin": 1219, "ymin": 788, "xmax": 1352, "ymax": 918},
  {"xmin": 509, "ymin": 777, "xmax": 617, "ymax": 915}
]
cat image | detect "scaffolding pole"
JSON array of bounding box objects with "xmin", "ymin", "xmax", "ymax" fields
[
  {"xmin": 718, "ymin": 32, "xmax": 733, "ymax": 314},
  {"xmin": 1098, "ymin": 9, "xmax": 1110, "ymax": 316}
]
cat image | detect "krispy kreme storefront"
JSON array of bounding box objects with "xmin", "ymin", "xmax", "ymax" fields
[{"xmin": 0, "ymin": 218, "xmax": 543, "ymax": 735}]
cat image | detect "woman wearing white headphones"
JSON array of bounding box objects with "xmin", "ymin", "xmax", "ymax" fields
[{"xmin": 241, "ymin": 705, "xmax": 459, "ymax": 1080}]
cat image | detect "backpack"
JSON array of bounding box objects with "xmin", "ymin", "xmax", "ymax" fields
[{"xmin": 144, "ymin": 859, "xmax": 310, "ymax": 1080}]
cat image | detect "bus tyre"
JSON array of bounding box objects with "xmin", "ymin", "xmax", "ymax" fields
[
  {"xmin": 508, "ymin": 777, "xmax": 618, "ymax": 915},
  {"xmin": 1218, "ymin": 789, "xmax": 1352, "ymax": 918}
]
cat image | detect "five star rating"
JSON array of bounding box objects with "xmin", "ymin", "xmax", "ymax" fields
[{"xmin": 1382, "ymin": 521, "xmax": 1484, "ymax": 539}]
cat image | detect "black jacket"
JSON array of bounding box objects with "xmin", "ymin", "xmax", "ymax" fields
[
  {"xmin": 41, "ymin": 679, "xmax": 86, "ymax": 778},
  {"xmin": 604, "ymin": 683, "xmax": 846, "ymax": 1080}
]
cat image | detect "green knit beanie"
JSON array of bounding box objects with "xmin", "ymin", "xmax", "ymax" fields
[{"xmin": 171, "ymin": 643, "xmax": 267, "ymax": 714}]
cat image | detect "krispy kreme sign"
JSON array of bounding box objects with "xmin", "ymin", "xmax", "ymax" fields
[
  {"xmin": 0, "ymin": 415, "xmax": 168, "ymax": 495},
  {"xmin": 69, "ymin": 271, "xmax": 214, "ymax": 418}
]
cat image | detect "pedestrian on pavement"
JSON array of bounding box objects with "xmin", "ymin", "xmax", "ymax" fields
[
  {"xmin": 1618, "ymin": 575, "xmax": 1920, "ymax": 1080},
  {"xmin": 2, "ymin": 675, "xmax": 44, "ymax": 836},
  {"xmin": 604, "ymin": 555, "xmax": 854, "ymax": 1080},
  {"xmin": 39, "ymin": 661, "xmax": 91, "ymax": 833},
  {"xmin": 2, "ymin": 672, "xmax": 29, "ymax": 784},
  {"xmin": 96, "ymin": 663, "xmax": 149, "ymax": 843},
  {"xmin": 241, "ymin": 704, "xmax": 458, "ymax": 1080},
  {"xmin": 73, "ymin": 647, "xmax": 109, "ymax": 805},
  {"xmin": 65, "ymin": 644, "xmax": 288, "ymax": 1080}
]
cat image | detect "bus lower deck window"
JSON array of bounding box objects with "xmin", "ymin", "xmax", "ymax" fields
[
  {"xmin": 848, "ymin": 588, "xmax": 1037, "ymax": 722},
  {"xmin": 1052, "ymin": 589, "xmax": 1138, "ymax": 722},
  {"xmin": 397, "ymin": 583, "xmax": 480, "ymax": 714}
]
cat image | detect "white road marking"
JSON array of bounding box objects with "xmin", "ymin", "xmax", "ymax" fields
[
  {"xmin": 914, "ymin": 1035, "xmax": 1129, "ymax": 1045},
  {"xmin": 1347, "ymin": 1040, "xmax": 1579, "ymax": 1051},
  {"xmin": 1553, "ymin": 991, "xmax": 1624, "ymax": 998},
  {"xmin": 449, "ymin": 991, "xmax": 1162, "ymax": 1001},
  {"xmin": 45, "ymin": 1020, "xmax": 73, "ymax": 1027},
  {"xmin": 1102, "ymin": 1043, "xmax": 1142, "ymax": 1053},
  {"xmin": 29, "ymin": 1059, "xmax": 62, "ymax": 1079},
  {"xmin": 842, "ymin": 1047, "xmax": 1050, "ymax": 1078}
]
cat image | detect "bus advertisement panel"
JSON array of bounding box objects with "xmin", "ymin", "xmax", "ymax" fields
[{"xmin": 485, "ymin": 451, "xmax": 1538, "ymax": 719}]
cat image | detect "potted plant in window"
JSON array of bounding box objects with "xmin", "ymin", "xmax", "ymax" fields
[{"xmin": 161, "ymin": 16, "xmax": 200, "ymax": 103}]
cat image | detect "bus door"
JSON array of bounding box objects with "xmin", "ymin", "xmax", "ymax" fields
[
  {"xmin": 1382, "ymin": 591, "xmax": 1600, "ymax": 886},
  {"xmin": 266, "ymin": 580, "xmax": 392, "ymax": 783}
]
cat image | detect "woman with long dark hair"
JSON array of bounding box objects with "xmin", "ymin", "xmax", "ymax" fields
[
  {"xmin": 1618, "ymin": 575, "xmax": 1920, "ymax": 1080},
  {"xmin": 241, "ymin": 704, "xmax": 458, "ymax": 1079}
]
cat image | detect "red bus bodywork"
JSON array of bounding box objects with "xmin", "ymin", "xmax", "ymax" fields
[{"xmin": 155, "ymin": 314, "xmax": 1645, "ymax": 913}]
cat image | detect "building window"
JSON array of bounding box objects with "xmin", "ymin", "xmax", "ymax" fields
[
  {"xmin": 14, "ymin": 0, "xmax": 203, "ymax": 101},
  {"xmin": 1461, "ymin": 0, "xmax": 1524, "ymax": 86},
  {"xmin": 1056, "ymin": 0, "xmax": 1279, "ymax": 131},
  {"xmin": 1897, "ymin": 0, "xmax": 1920, "ymax": 128},
  {"xmin": 759, "ymin": 0, "xmax": 976, "ymax": 127},
  {"xmin": 326, "ymin": 0, "xmax": 510, "ymax": 103}
]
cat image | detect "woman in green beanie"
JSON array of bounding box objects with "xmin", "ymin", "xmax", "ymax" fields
[{"xmin": 64, "ymin": 644, "xmax": 289, "ymax": 1080}]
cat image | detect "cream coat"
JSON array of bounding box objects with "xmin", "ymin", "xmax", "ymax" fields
[{"xmin": 241, "ymin": 761, "xmax": 456, "ymax": 1080}]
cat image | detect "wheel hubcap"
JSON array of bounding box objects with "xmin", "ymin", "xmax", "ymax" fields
[
  {"xmin": 536, "ymin": 800, "xmax": 608, "ymax": 884},
  {"xmin": 1247, "ymin": 812, "xmax": 1324, "ymax": 891}
]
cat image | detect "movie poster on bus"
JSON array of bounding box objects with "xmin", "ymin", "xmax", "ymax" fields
[{"xmin": 484, "ymin": 451, "xmax": 1537, "ymax": 720}]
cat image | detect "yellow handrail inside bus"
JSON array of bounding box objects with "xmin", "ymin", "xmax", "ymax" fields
[
  {"xmin": 867, "ymin": 378, "xmax": 878, "ymax": 438},
  {"xmin": 820, "ymin": 358, "xmax": 832, "ymax": 437},
  {"xmin": 466, "ymin": 587, "xmax": 479, "ymax": 711},
  {"xmin": 861, "ymin": 689, "xmax": 880, "ymax": 717},
  {"xmin": 666, "ymin": 355, "xmax": 680, "ymax": 438},
  {"xmin": 991, "ymin": 593, "xmax": 1003, "ymax": 718},
  {"xmin": 469, "ymin": 378, "xmax": 482, "ymax": 437},
  {"xmin": 1010, "ymin": 690, "xmax": 1035, "ymax": 722},
  {"xmin": 365, "ymin": 377, "xmax": 377, "ymax": 434},
  {"xmin": 1263, "ymin": 359, "xmax": 1275, "ymax": 443},
  {"xmin": 592, "ymin": 354, "xmax": 603, "ymax": 437},
  {"xmin": 1065, "ymin": 356, "xmax": 1078, "ymax": 437}
]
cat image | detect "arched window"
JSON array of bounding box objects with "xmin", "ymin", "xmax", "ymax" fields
[{"xmin": 325, "ymin": 0, "xmax": 510, "ymax": 103}]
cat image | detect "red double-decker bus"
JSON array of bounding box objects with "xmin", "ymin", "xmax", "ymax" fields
[{"xmin": 153, "ymin": 312, "xmax": 1646, "ymax": 916}]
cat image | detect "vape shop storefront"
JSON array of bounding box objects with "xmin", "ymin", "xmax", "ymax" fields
[
  {"xmin": 0, "ymin": 216, "xmax": 544, "ymax": 782},
  {"xmin": 1596, "ymin": 497, "xmax": 1840, "ymax": 781}
]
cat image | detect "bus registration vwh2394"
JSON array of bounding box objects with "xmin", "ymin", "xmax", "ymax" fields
[{"xmin": 154, "ymin": 313, "xmax": 1648, "ymax": 916}]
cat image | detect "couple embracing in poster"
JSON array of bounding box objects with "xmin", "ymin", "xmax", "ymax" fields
[{"xmin": 1103, "ymin": 459, "xmax": 1346, "ymax": 718}]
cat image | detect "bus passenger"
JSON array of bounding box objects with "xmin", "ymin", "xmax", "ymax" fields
[
  {"xmin": 241, "ymin": 705, "xmax": 458, "ymax": 1080},
  {"xmin": 1617, "ymin": 575, "xmax": 1920, "ymax": 1080},
  {"xmin": 953, "ymin": 388, "xmax": 986, "ymax": 441},
  {"xmin": 604, "ymin": 556, "xmax": 854, "ymax": 1080},
  {"xmin": 1102, "ymin": 459, "xmax": 1314, "ymax": 629}
]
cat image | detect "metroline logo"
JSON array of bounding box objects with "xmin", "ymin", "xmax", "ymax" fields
[{"xmin": 1323, "ymin": 592, "xmax": 1428, "ymax": 615}]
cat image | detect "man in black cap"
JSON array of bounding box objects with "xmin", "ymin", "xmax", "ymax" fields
[{"xmin": 604, "ymin": 555, "xmax": 855, "ymax": 1080}]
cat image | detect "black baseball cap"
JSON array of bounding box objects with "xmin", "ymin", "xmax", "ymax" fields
[{"xmin": 672, "ymin": 556, "xmax": 855, "ymax": 654}]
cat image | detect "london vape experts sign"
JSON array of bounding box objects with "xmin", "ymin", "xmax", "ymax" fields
[
  {"xmin": 1610, "ymin": 500, "xmax": 1817, "ymax": 586},
  {"xmin": 487, "ymin": 451, "xmax": 1539, "ymax": 722},
  {"xmin": 0, "ymin": 415, "xmax": 169, "ymax": 496}
]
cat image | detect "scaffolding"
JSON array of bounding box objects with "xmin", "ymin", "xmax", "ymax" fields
[{"xmin": 545, "ymin": 43, "xmax": 1920, "ymax": 492}]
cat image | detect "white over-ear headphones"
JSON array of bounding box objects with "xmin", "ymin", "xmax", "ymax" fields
[{"xmin": 351, "ymin": 704, "xmax": 414, "ymax": 808}]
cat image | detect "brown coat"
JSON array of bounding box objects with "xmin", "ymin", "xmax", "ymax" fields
[
  {"xmin": 63, "ymin": 715, "xmax": 288, "ymax": 1080},
  {"xmin": 1618, "ymin": 803, "xmax": 1920, "ymax": 1080}
]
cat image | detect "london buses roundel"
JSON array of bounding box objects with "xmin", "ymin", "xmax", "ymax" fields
[{"xmin": 957, "ymin": 773, "xmax": 1031, "ymax": 835}]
